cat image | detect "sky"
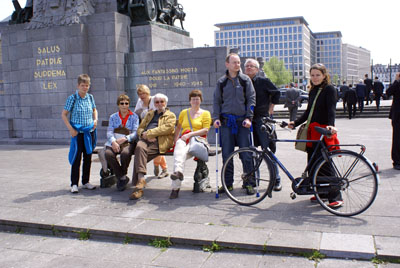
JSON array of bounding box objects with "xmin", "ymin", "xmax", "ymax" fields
[{"xmin": 0, "ymin": 0, "xmax": 398, "ymax": 64}]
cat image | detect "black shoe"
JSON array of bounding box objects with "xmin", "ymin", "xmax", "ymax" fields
[
  {"xmin": 245, "ymin": 185, "xmax": 255, "ymax": 195},
  {"xmin": 169, "ymin": 189, "xmax": 180, "ymax": 199},
  {"xmin": 218, "ymin": 185, "xmax": 233, "ymax": 193},
  {"xmin": 273, "ymin": 181, "xmax": 282, "ymax": 191},
  {"xmin": 394, "ymin": 165, "xmax": 400, "ymax": 170},
  {"xmin": 170, "ymin": 171, "xmax": 183, "ymax": 181},
  {"xmin": 117, "ymin": 176, "xmax": 130, "ymax": 191}
]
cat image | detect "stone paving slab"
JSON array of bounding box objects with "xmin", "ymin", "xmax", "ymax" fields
[
  {"xmin": 0, "ymin": 118, "xmax": 400, "ymax": 260},
  {"xmin": 320, "ymin": 232, "xmax": 375, "ymax": 259}
]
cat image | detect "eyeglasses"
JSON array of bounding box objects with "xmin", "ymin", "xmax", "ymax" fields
[
  {"xmin": 245, "ymin": 65, "xmax": 257, "ymax": 69},
  {"xmin": 119, "ymin": 102, "xmax": 129, "ymax": 105},
  {"xmin": 155, "ymin": 100, "xmax": 165, "ymax": 104}
]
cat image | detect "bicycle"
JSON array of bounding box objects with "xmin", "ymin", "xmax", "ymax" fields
[{"xmin": 220, "ymin": 117, "xmax": 379, "ymax": 217}]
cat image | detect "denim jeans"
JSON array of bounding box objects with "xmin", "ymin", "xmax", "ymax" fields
[
  {"xmin": 220, "ymin": 123, "xmax": 253, "ymax": 187},
  {"xmin": 252, "ymin": 117, "xmax": 281, "ymax": 183}
]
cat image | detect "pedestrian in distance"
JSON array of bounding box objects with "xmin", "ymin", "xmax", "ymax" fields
[
  {"xmin": 284, "ymin": 82, "xmax": 302, "ymax": 122},
  {"xmin": 213, "ymin": 53, "xmax": 256, "ymax": 195},
  {"xmin": 355, "ymin": 79, "xmax": 366, "ymax": 113},
  {"xmin": 343, "ymin": 85, "xmax": 357, "ymax": 119},
  {"xmin": 386, "ymin": 72, "xmax": 400, "ymax": 170},
  {"xmin": 340, "ymin": 81, "xmax": 350, "ymax": 113},
  {"xmin": 61, "ymin": 74, "xmax": 98, "ymax": 194},
  {"xmin": 364, "ymin": 74, "xmax": 374, "ymax": 105},
  {"xmin": 244, "ymin": 58, "xmax": 282, "ymax": 191},
  {"xmin": 373, "ymin": 77, "xmax": 384, "ymax": 112}
]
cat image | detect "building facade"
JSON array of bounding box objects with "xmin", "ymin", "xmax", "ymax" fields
[{"xmin": 214, "ymin": 16, "xmax": 370, "ymax": 86}]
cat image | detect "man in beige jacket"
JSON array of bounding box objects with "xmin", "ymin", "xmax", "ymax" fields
[{"xmin": 129, "ymin": 93, "xmax": 176, "ymax": 200}]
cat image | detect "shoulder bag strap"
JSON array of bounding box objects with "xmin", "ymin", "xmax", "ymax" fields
[
  {"xmin": 305, "ymin": 88, "xmax": 322, "ymax": 128},
  {"xmin": 186, "ymin": 109, "xmax": 193, "ymax": 131}
]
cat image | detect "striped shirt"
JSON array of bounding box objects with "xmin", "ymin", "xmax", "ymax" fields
[{"xmin": 64, "ymin": 91, "xmax": 96, "ymax": 126}]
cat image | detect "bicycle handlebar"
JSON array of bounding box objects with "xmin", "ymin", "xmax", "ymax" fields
[{"xmin": 261, "ymin": 117, "xmax": 333, "ymax": 136}]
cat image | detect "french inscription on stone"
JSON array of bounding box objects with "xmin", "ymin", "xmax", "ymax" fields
[
  {"xmin": 33, "ymin": 45, "xmax": 66, "ymax": 90},
  {"xmin": 138, "ymin": 67, "xmax": 204, "ymax": 89}
]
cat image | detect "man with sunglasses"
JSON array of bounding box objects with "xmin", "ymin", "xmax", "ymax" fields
[{"xmin": 130, "ymin": 93, "xmax": 176, "ymax": 200}]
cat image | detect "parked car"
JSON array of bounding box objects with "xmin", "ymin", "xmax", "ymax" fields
[{"xmin": 278, "ymin": 88, "xmax": 308, "ymax": 104}]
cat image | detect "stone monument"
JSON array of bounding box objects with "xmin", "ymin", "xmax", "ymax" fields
[{"xmin": 0, "ymin": 0, "xmax": 228, "ymax": 142}]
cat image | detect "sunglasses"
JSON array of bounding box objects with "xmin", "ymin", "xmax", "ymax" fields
[
  {"xmin": 119, "ymin": 102, "xmax": 129, "ymax": 105},
  {"xmin": 245, "ymin": 65, "xmax": 257, "ymax": 69},
  {"xmin": 155, "ymin": 100, "xmax": 165, "ymax": 104}
]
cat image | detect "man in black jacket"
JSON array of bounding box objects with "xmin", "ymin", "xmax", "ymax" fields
[
  {"xmin": 386, "ymin": 72, "xmax": 400, "ymax": 170},
  {"xmin": 244, "ymin": 58, "xmax": 282, "ymax": 191},
  {"xmin": 340, "ymin": 81, "xmax": 350, "ymax": 113},
  {"xmin": 373, "ymin": 77, "xmax": 384, "ymax": 112},
  {"xmin": 364, "ymin": 74, "xmax": 373, "ymax": 105}
]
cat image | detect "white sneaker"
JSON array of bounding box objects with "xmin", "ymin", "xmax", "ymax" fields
[
  {"xmin": 82, "ymin": 183, "xmax": 96, "ymax": 190},
  {"xmin": 71, "ymin": 185, "xmax": 79, "ymax": 193}
]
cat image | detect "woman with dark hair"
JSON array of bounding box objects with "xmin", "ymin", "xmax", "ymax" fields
[
  {"xmin": 169, "ymin": 89, "xmax": 211, "ymax": 199},
  {"xmin": 104, "ymin": 94, "xmax": 139, "ymax": 191},
  {"xmin": 288, "ymin": 63, "xmax": 342, "ymax": 208}
]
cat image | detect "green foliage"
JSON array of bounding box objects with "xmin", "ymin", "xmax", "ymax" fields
[
  {"xmin": 51, "ymin": 226, "xmax": 61, "ymax": 236},
  {"xmin": 299, "ymin": 250, "xmax": 326, "ymax": 262},
  {"xmin": 149, "ymin": 237, "xmax": 172, "ymax": 248},
  {"xmin": 263, "ymin": 57, "xmax": 292, "ymax": 86},
  {"xmin": 203, "ymin": 241, "xmax": 222, "ymax": 252},
  {"xmin": 123, "ymin": 236, "xmax": 133, "ymax": 245},
  {"xmin": 15, "ymin": 227, "xmax": 24, "ymax": 234},
  {"xmin": 332, "ymin": 74, "xmax": 339, "ymax": 85},
  {"xmin": 371, "ymin": 257, "xmax": 400, "ymax": 264},
  {"xmin": 76, "ymin": 229, "xmax": 91, "ymax": 240}
]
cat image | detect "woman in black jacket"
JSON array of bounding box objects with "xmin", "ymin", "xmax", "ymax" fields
[{"xmin": 288, "ymin": 63, "xmax": 343, "ymax": 208}]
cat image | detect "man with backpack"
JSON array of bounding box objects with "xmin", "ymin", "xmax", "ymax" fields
[{"xmin": 212, "ymin": 53, "xmax": 256, "ymax": 195}]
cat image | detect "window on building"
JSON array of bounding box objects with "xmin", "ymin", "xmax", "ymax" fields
[
  {"xmin": 261, "ymin": 44, "xmax": 264, "ymax": 50},
  {"xmin": 233, "ymin": 32, "xmax": 237, "ymax": 38},
  {"xmin": 229, "ymin": 32, "xmax": 232, "ymax": 38},
  {"xmin": 269, "ymin": 29, "xmax": 273, "ymax": 35},
  {"xmin": 247, "ymin": 45, "xmax": 250, "ymax": 51},
  {"xmin": 251, "ymin": 29, "xmax": 255, "ymax": 36},
  {"xmin": 279, "ymin": 43, "xmax": 283, "ymax": 49},
  {"xmin": 275, "ymin": 43, "xmax": 278, "ymax": 49},
  {"xmin": 284, "ymin": 27, "xmax": 287, "ymax": 34},
  {"xmin": 256, "ymin": 37, "xmax": 259, "ymax": 43},
  {"xmin": 238, "ymin": 31, "xmax": 241, "ymax": 37},
  {"xmin": 256, "ymin": 29, "xmax": 259, "ymax": 35},
  {"xmin": 298, "ymin": 26, "xmax": 302, "ymax": 32},
  {"xmin": 293, "ymin": 27, "xmax": 297, "ymax": 33},
  {"xmin": 279, "ymin": 28, "xmax": 282, "ymax": 34},
  {"xmin": 216, "ymin": 40, "xmax": 219, "ymax": 46},
  {"xmin": 275, "ymin": 51, "xmax": 278, "ymax": 57},
  {"xmin": 284, "ymin": 35, "xmax": 288, "ymax": 41},
  {"xmin": 298, "ymin": 34, "xmax": 302, "ymax": 40},
  {"xmin": 224, "ymin": 32, "xmax": 228, "ymax": 38},
  {"xmin": 274, "ymin": 28, "xmax": 278, "ymax": 34},
  {"xmin": 247, "ymin": 38, "xmax": 250, "ymax": 43},
  {"xmin": 284, "ymin": 43, "xmax": 288, "ymax": 49},
  {"xmin": 260, "ymin": 37, "xmax": 264, "ymax": 42},
  {"xmin": 279, "ymin": 36, "xmax": 283, "ymax": 41}
]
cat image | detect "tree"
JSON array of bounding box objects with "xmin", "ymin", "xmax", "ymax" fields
[{"xmin": 263, "ymin": 57, "xmax": 292, "ymax": 86}]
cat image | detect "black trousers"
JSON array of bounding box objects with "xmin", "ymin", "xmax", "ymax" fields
[
  {"xmin": 392, "ymin": 119, "xmax": 400, "ymax": 166},
  {"xmin": 71, "ymin": 132, "xmax": 94, "ymax": 186},
  {"xmin": 347, "ymin": 103, "xmax": 356, "ymax": 119},
  {"xmin": 307, "ymin": 145, "xmax": 342, "ymax": 202}
]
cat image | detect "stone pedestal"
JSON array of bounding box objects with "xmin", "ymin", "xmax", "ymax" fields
[
  {"xmin": 0, "ymin": 8, "xmax": 228, "ymax": 144},
  {"xmin": 130, "ymin": 23, "xmax": 193, "ymax": 52}
]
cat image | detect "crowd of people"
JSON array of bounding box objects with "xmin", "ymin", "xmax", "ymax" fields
[
  {"xmin": 61, "ymin": 55, "xmax": 400, "ymax": 207},
  {"xmin": 339, "ymin": 74, "xmax": 385, "ymax": 119}
]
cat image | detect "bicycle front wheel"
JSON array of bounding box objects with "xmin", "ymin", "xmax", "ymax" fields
[
  {"xmin": 221, "ymin": 147, "xmax": 275, "ymax": 206},
  {"xmin": 312, "ymin": 151, "xmax": 378, "ymax": 216}
]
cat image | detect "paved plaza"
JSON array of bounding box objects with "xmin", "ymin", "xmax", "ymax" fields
[{"xmin": 0, "ymin": 116, "xmax": 400, "ymax": 267}]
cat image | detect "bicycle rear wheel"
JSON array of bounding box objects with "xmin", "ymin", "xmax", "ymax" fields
[
  {"xmin": 221, "ymin": 147, "xmax": 275, "ymax": 206},
  {"xmin": 312, "ymin": 151, "xmax": 378, "ymax": 216}
]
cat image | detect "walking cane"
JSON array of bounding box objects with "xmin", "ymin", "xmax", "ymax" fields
[
  {"xmin": 215, "ymin": 125, "xmax": 219, "ymax": 199},
  {"xmin": 248, "ymin": 106, "xmax": 260, "ymax": 198}
]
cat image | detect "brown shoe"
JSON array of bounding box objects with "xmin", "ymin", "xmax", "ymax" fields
[
  {"xmin": 169, "ymin": 189, "xmax": 180, "ymax": 199},
  {"xmin": 136, "ymin": 179, "xmax": 147, "ymax": 189},
  {"xmin": 129, "ymin": 189, "xmax": 144, "ymax": 200}
]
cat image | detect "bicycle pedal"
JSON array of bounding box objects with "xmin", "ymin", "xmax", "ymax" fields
[{"xmin": 290, "ymin": 192, "xmax": 296, "ymax": 200}]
